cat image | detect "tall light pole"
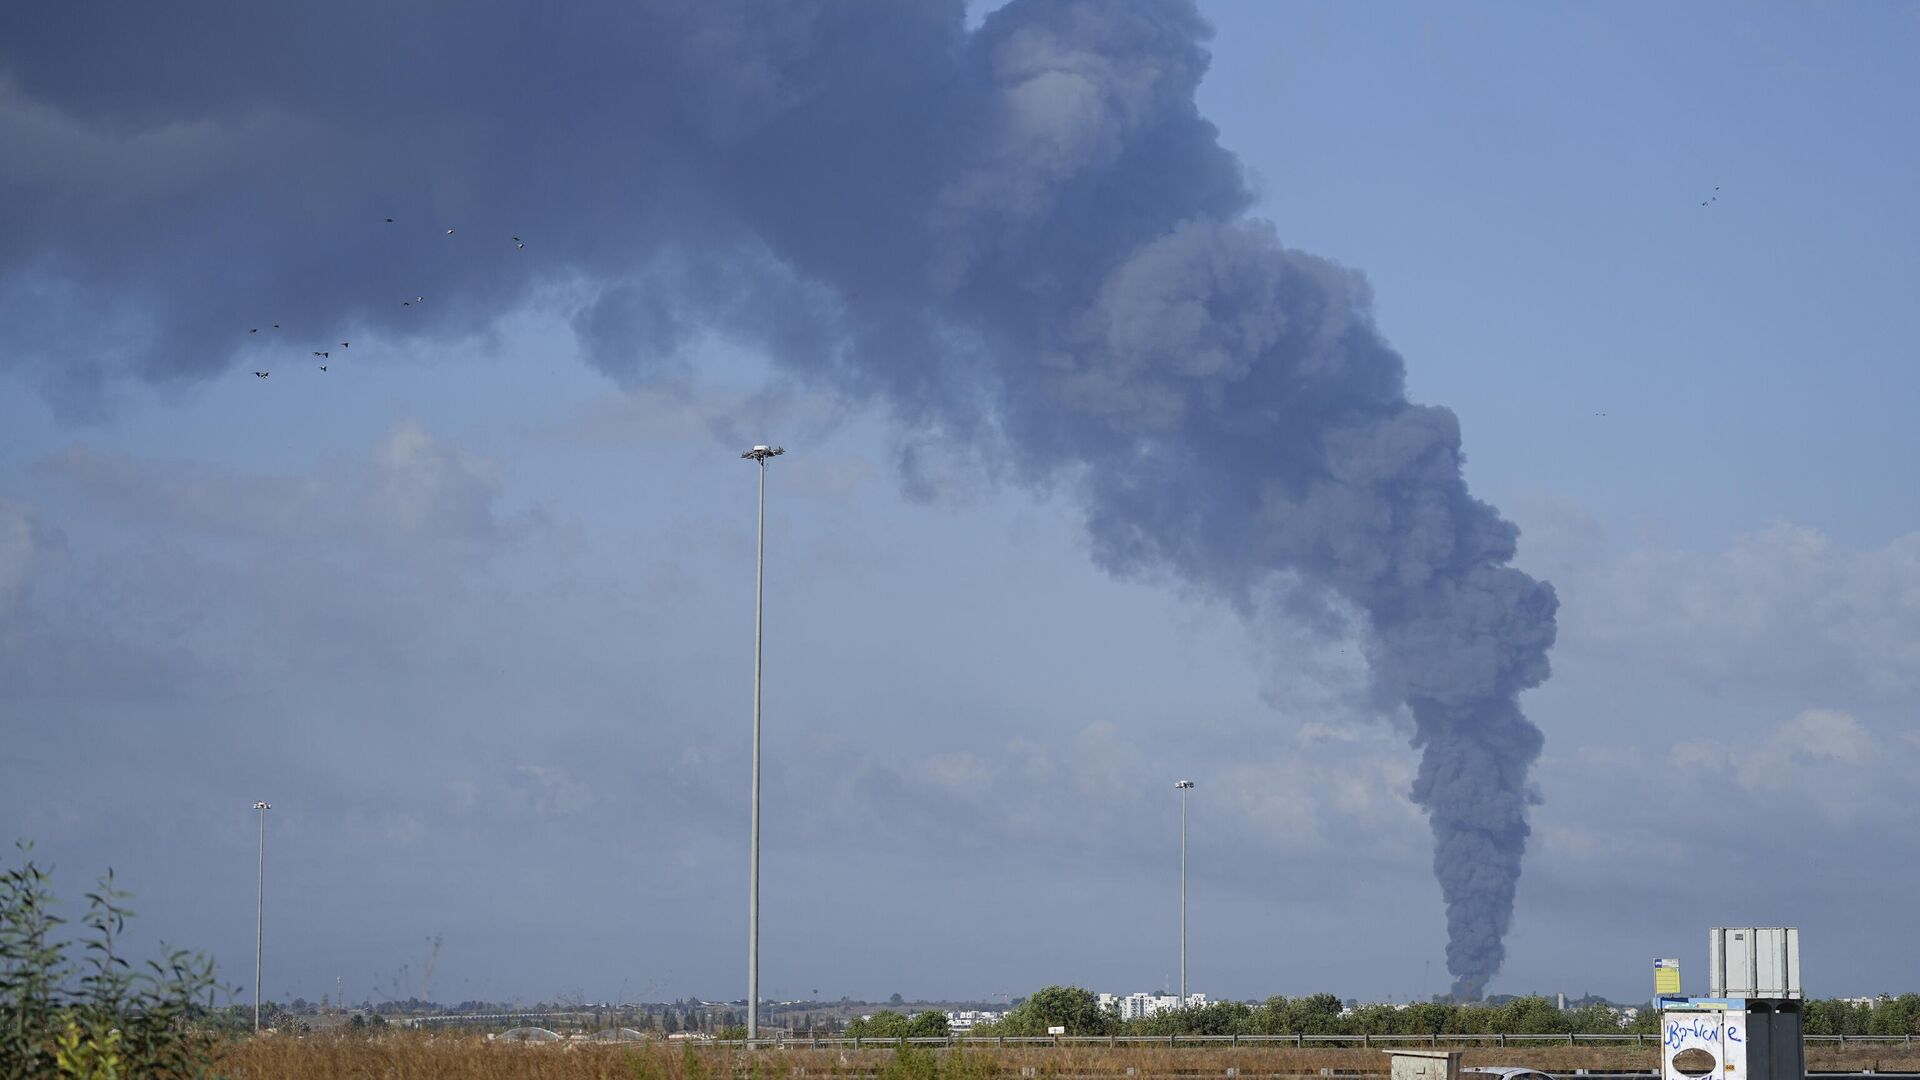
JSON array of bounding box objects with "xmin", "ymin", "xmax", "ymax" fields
[
  {"xmin": 740, "ymin": 443, "xmax": 783, "ymax": 1042},
  {"xmin": 1175, "ymin": 780, "xmax": 1194, "ymax": 1003},
  {"xmin": 253, "ymin": 800, "xmax": 272, "ymax": 1033}
]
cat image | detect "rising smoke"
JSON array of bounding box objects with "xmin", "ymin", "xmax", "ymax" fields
[{"xmin": 0, "ymin": 0, "xmax": 1555, "ymax": 997}]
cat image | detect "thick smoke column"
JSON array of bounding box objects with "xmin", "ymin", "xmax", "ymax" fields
[
  {"xmin": 0, "ymin": 0, "xmax": 1554, "ymax": 995},
  {"xmin": 715, "ymin": 0, "xmax": 1560, "ymax": 998}
]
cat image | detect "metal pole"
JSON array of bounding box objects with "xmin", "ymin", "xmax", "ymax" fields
[
  {"xmin": 1174, "ymin": 779, "xmax": 1194, "ymax": 1003},
  {"xmin": 749, "ymin": 454, "xmax": 767, "ymax": 1042},
  {"xmin": 739, "ymin": 445, "xmax": 781, "ymax": 1044},
  {"xmin": 254, "ymin": 801, "xmax": 271, "ymax": 1032}
]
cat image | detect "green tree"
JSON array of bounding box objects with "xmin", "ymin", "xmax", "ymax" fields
[
  {"xmin": 1000, "ymin": 986, "xmax": 1115, "ymax": 1036},
  {"xmin": 1488, "ymin": 996, "xmax": 1570, "ymax": 1035},
  {"xmin": 907, "ymin": 1010, "xmax": 951, "ymax": 1038},
  {"xmin": 1867, "ymin": 995, "xmax": 1920, "ymax": 1036},
  {"xmin": 1623, "ymin": 1008, "xmax": 1658, "ymax": 1036},
  {"xmin": 1563, "ymin": 1003, "xmax": 1622, "ymax": 1034},
  {"xmin": 1255, "ymin": 993, "xmax": 1343, "ymax": 1035},
  {"xmin": 849, "ymin": 1010, "xmax": 912, "ymax": 1039},
  {"xmin": 1402, "ymin": 1001, "xmax": 1461, "ymax": 1035},
  {"xmin": 1130, "ymin": 1000, "xmax": 1252, "ymax": 1036}
]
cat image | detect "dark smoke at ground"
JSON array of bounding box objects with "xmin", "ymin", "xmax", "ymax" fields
[{"xmin": 0, "ymin": 0, "xmax": 1555, "ymax": 996}]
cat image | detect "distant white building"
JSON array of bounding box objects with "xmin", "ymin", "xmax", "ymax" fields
[
  {"xmin": 1097, "ymin": 992, "xmax": 1207, "ymax": 1021},
  {"xmin": 946, "ymin": 1010, "xmax": 1007, "ymax": 1032}
]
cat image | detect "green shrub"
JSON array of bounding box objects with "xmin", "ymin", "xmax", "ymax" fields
[
  {"xmin": 681, "ymin": 1040, "xmax": 713, "ymax": 1080},
  {"xmin": 1, "ymin": 842, "xmax": 226, "ymax": 1078},
  {"xmin": 941, "ymin": 1046, "xmax": 1002, "ymax": 1080},
  {"xmin": 628, "ymin": 1046, "xmax": 672, "ymax": 1080},
  {"xmin": 877, "ymin": 1044, "xmax": 939, "ymax": 1080}
]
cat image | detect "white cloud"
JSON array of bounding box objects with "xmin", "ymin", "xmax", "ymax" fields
[
  {"xmin": 444, "ymin": 765, "xmax": 595, "ymax": 822},
  {"xmin": 1664, "ymin": 708, "xmax": 1907, "ymax": 825},
  {"xmin": 5, "ymin": 421, "xmax": 556, "ymax": 701},
  {"xmin": 38, "ymin": 418, "xmax": 541, "ymax": 558},
  {"xmin": 558, "ymin": 377, "xmax": 828, "ymax": 448},
  {"xmin": 510, "ymin": 765, "xmax": 595, "ymax": 818},
  {"xmin": 1211, "ymin": 729, "xmax": 1426, "ymax": 859},
  {"xmin": 1067, "ymin": 719, "xmax": 1152, "ymax": 801},
  {"xmin": 368, "ymin": 418, "xmax": 520, "ymax": 546},
  {"xmin": 1534, "ymin": 821, "xmax": 1687, "ymax": 867},
  {"xmin": 915, "ymin": 750, "xmax": 999, "ymax": 795},
  {"xmin": 1519, "ymin": 513, "xmax": 1920, "ymax": 700}
]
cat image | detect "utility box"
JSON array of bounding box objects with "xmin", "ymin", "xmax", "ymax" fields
[
  {"xmin": 1388, "ymin": 1049, "xmax": 1461, "ymax": 1080},
  {"xmin": 1709, "ymin": 928, "xmax": 1801, "ymax": 999},
  {"xmin": 1658, "ymin": 998, "xmax": 1804, "ymax": 1080}
]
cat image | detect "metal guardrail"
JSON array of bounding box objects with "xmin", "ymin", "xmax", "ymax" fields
[
  {"xmin": 681, "ymin": 1032, "xmax": 1919, "ymax": 1050},
  {"xmin": 381, "ymin": 1021, "xmax": 1919, "ymax": 1049}
]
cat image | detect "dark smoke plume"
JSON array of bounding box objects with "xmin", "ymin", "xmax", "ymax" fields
[{"xmin": 0, "ymin": 0, "xmax": 1555, "ymax": 995}]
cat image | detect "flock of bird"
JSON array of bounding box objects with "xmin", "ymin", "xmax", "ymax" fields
[
  {"xmin": 243, "ymin": 186, "xmax": 1723, "ymax": 381},
  {"xmin": 245, "ymin": 219, "xmax": 524, "ymax": 378}
]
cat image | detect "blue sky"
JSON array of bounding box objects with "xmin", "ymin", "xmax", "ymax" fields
[{"xmin": 2, "ymin": 1, "xmax": 1916, "ymax": 1008}]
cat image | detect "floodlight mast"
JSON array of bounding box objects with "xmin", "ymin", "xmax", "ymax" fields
[
  {"xmin": 739, "ymin": 443, "xmax": 783, "ymax": 1042},
  {"xmin": 253, "ymin": 801, "xmax": 272, "ymax": 1033},
  {"xmin": 1175, "ymin": 780, "xmax": 1194, "ymax": 1003}
]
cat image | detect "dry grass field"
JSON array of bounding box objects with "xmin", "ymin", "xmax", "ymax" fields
[{"xmin": 218, "ymin": 1035, "xmax": 1920, "ymax": 1080}]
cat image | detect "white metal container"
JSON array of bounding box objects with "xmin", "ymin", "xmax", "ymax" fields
[
  {"xmin": 1708, "ymin": 928, "xmax": 1800, "ymax": 999},
  {"xmin": 1659, "ymin": 998, "xmax": 1804, "ymax": 1080},
  {"xmin": 1661, "ymin": 1005, "xmax": 1745, "ymax": 1080}
]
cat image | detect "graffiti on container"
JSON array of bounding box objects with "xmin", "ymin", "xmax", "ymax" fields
[{"xmin": 1665, "ymin": 1017, "xmax": 1742, "ymax": 1052}]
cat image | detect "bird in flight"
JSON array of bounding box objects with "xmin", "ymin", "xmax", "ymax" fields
[
  {"xmin": 313, "ymin": 351, "xmax": 329, "ymax": 359},
  {"xmin": 319, "ymin": 364, "xmax": 328, "ymax": 372},
  {"xmin": 513, "ymin": 236, "xmax": 525, "ymax": 250},
  {"xmin": 250, "ymin": 328, "xmax": 259, "ymax": 334},
  {"xmin": 254, "ymin": 371, "xmax": 269, "ymax": 378},
  {"xmin": 385, "ymin": 217, "xmax": 395, "ymax": 223},
  {"xmin": 341, "ymin": 342, "xmax": 350, "ymax": 348},
  {"xmin": 414, "ymin": 296, "xmax": 424, "ymax": 304},
  {"xmin": 272, "ymin": 323, "xmax": 281, "ymax": 329},
  {"xmin": 445, "ymin": 228, "xmax": 455, "ymax": 236}
]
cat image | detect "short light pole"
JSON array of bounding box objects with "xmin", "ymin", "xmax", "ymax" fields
[
  {"xmin": 1175, "ymin": 780, "xmax": 1194, "ymax": 1003},
  {"xmin": 253, "ymin": 800, "xmax": 272, "ymax": 1033},
  {"xmin": 740, "ymin": 443, "xmax": 784, "ymax": 1042}
]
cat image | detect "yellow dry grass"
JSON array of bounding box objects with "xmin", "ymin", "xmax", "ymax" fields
[{"xmin": 221, "ymin": 1034, "xmax": 1920, "ymax": 1080}]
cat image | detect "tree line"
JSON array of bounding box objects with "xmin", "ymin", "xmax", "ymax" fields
[
  {"xmin": 963, "ymin": 987, "xmax": 1920, "ymax": 1039},
  {"xmin": 961, "ymin": 987, "xmax": 1646, "ymax": 1039}
]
